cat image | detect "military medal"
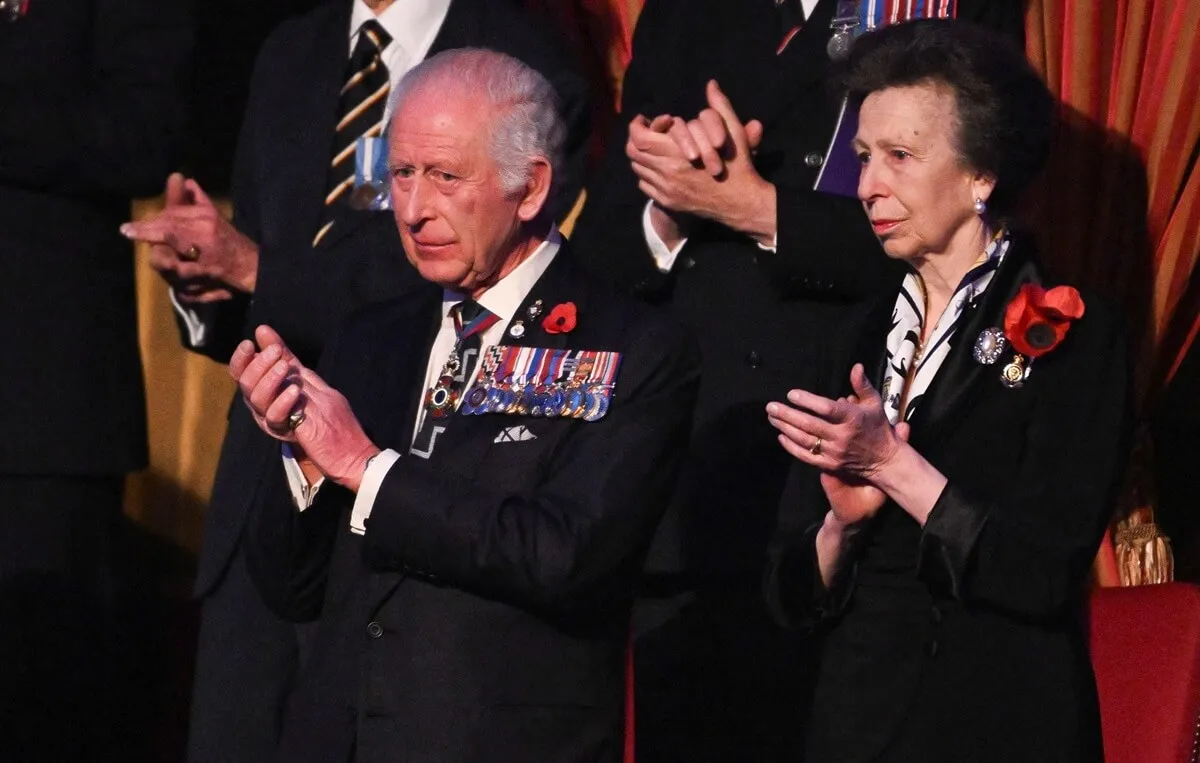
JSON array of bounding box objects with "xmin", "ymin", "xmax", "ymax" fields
[
  {"xmin": 508, "ymin": 321, "xmax": 526, "ymax": 339},
  {"xmin": 1000, "ymin": 354, "xmax": 1028, "ymax": 389},
  {"xmin": 457, "ymin": 345, "xmax": 624, "ymax": 421},
  {"xmin": 973, "ymin": 327, "xmax": 1007, "ymax": 365}
]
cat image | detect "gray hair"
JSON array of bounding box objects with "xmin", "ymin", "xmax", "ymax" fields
[{"xmin": 388, "ymin": 48, "xmax": 566, "ymax": 208}]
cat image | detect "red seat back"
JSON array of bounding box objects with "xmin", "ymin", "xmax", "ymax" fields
[{"xmin": 1089, "ymin": 582, "xmax": 1200, "ymax": 763}]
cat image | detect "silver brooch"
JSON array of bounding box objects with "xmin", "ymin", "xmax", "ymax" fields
[
  {"xmin": 973, "ymin": 327, "xmax": 1007, "ymax": 365},
  {"xmin": 526, "ymin": 299, "xmax": 543, "ymax": 320},
  {"xmin": 508, "ymin": 321, "xmax": 526, "ymax": 339}
]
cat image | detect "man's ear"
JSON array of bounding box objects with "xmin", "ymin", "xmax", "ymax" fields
[{"xmin": 517, "ymin": 158, "xmax": 552, "ymax": 223}]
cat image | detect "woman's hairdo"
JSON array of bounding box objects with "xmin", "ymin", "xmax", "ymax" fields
[{"xmin": 843, "ymin": 19, "xmax": 1055, "ymax": 216}]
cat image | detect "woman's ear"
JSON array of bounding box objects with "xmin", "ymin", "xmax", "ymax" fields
[{"xmin": 971, "ymin": 171, "xmax": 998, "ymax": 206}]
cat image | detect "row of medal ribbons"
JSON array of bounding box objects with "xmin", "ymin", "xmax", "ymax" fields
[{"xmin": 460, "ymin": 346, "xmax": 623, "ymax": 422}]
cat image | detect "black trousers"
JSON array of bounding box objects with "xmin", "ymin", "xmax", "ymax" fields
[
  {"xmin": 0, "ymin": 474, "xmax": 136, "ymax": 763},
  {"xmin": 187, "ymin": 540, "xmax": 308, "ymax": 763},
  {"xmin": 632, "ymin": 584, "xmax": 813, "ymax": 763}
]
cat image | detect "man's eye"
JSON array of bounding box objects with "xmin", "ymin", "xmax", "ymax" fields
[
  {"xmin": 856, "ymin": 151, "xmax": 870, "ymax": 165},
  {"xmin": 434, "ymin": 171, "xmax": 457, "ymax": 182},
  {"xmin": 391, "ymin": 167, "xmax": 414, "ymax": 179},
  {"xmin": 891, "ymin": 149, "xmax": 910, "ymax": 160}
]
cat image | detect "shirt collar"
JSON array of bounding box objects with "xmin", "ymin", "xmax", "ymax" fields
[
  {"xmin": 799, "ymin": 0, "xmax": 820, "ymax": 19},
  {"xmin": 349, "ymin": 0, "xmax": 452, "ymax": 57},
  {"xmin": 441, "ymin": 229, "xmax": 563, "ymax": 324}
]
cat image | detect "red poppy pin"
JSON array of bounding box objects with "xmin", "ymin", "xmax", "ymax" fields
[
  {"xmin": 977, "ymin": 284, "xmax": 1084, "ymax": 388},
  {"xmin": 1003, "ymin": 284, "xmax": 1085, "ymax": 358},
  {"xmin": 542, "ymin": 302, "xmax": 577, "ymax": 334}
]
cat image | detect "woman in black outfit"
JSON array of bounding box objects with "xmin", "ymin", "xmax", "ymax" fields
[{"xmin": 764, "ymin": 19, "xmax": 1130, "ymax": 763}]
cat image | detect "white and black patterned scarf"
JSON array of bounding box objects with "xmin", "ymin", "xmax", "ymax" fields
[{"xmin": 881, "ymin": 231, "xmax": 1011, "ymax": 425}]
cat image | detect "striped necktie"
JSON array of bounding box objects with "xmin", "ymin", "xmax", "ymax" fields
[{"xmin": 313, "ymin": 19, "xmax": 392, "ymax": 246}]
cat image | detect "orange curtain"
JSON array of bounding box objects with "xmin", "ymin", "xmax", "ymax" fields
[{"xmin": 1024, "ymin": 1, "xmax": 1200, "ymax": 585}]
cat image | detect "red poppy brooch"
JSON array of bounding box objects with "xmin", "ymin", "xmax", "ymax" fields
[
  {"xmin": 541, "ymin": 302, "xmax": 577, "ymax": 334},
  {"xmin": 972, "ymin": 284, "xmax": 1085, "ymax": 388}
]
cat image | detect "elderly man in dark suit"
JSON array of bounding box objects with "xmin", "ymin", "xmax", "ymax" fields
[
  {"xmin": 230, "ymin": 48, "xmax": 698, "ymax": 763},
  {"xmin": 0, "ymin": 0, "xmax": 190, "ymax": 760},
  {"xmin": 120, "ymin": 1, "xmax": 589, "ymax": 760},
  {"xmin": 569, "ymin": 1, "xmax": 1026, "ymax": 759}
]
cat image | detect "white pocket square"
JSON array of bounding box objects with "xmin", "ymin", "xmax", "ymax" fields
[{"xmin": 494, "ymin": 425, "xmax": 538, "ymax": 443}]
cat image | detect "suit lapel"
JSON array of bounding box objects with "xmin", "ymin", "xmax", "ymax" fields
[
  {"xmin": 908, "ymin": 237, "xmax": 1042, "ymax": 436},
  {"xmin": 424, "ymin": 0, "xmax": 482, "ymax": 56},
  {"xmin": 367, "ymin": 288, "xmax": 444, "ymax": 451},
  {"xmin": 696, "ymin": 0, "xmax": 781, "ymax": 127},
  {"xmin": 755, "ymin": 0, "xmax": 839, "ymax": 131},
  {"xmin": 425, "ymin": 245, "xmax": 589, "ymax": 472}
]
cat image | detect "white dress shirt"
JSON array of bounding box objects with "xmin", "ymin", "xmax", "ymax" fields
[
  {"xmin": 640, "ymin": 0, "xmax": 820, "ymax": 272},
  {"xmin": 285, "ymin": 230, "xmax": 564, "ymax": 535},
  {"xmin": 172, "ymin": 0, "xmax": 452, "ymax": 347}
]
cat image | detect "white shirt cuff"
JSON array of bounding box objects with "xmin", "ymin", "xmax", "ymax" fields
[
  {"xmin": 282, "ymin": 443, "xmax": 325, "ymax": 510},
  {"xmin": 757, "ymin": 232, "xmax": 778, "ymax": 253},
  {"xmin": 168, "ymin": 288, "xmax": 208, "ymax": 348},
  {"xmin": 641, "ymin": 202, "xmax": 688, "ymax": 273},
  {"xmin": 350, "ymin": 448, "xmax": 402, "ymax": 536}
]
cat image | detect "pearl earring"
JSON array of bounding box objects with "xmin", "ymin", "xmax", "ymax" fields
[{"xmin": 973, "ymin": 197, "xmax": 987, "ymax": 215}]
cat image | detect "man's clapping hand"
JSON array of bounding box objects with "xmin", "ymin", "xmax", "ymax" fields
[
  {"xmin": 230, "ymin": 325, "xmax": 380, "ymax": 493},
  {"xmin": 627, "ymin": 80, "xmax": 777, "ymax": 249},
  {"xmin": 121, "ymin": 172, "xmax": 260, "ymax": 303}
]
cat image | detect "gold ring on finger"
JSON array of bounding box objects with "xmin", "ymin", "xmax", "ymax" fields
[{"xmin": 287, "ymin": 408, "xmax": 307, "ymax": 431}]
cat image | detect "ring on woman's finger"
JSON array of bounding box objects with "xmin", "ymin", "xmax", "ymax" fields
[
  {"xmin": 810, "ymin": 437, "xmax": 823, "ymax": 456},
  {"xmin": 181, "ymin": 244, "xmax": 201, "ymax": 262},
  {"xmin": 287, "ymin": 408, "xmax": 307, "ymax": 431}
]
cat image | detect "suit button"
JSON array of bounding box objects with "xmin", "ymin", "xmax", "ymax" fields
[
  {"xmin": 367, "ymin": 621, "xmax": 384, "ymax": 639},
  {"xmin": 804, "ymin": 151, "xmax": 825, "ymax": 168},
  {"xmin": 924, "ymin": 639, "xmax": 940, "ymax": 658},
  {"xmin": 746, "ymin": 351, "xmax": 762, "ymax": 368},
  {"xmin": 679, "ymin": 255, "xmax": 696, "ymax": 270}
]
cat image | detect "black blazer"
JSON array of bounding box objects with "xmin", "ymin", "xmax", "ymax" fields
[
  {"xmin": 765, "ymin": 234, "xmax": 1130, "ymax": 763},
  {"xmin": 190, "ymin": 0, "xmax": 591, "ymax": 594},
  {"xmin": 0, "ymin": 0, "xmax": 190, "ymax": 474},
  {"xmin": 569, "ymin": 0, "xmax": 1025, "ymax": 581},
  {"xmin": 246, "ymin": 245, "xmax": 700, "ymax": 763}
]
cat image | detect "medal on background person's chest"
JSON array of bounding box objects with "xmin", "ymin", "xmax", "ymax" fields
[{"xmin": 346, "ymin": 136, "xmax": 391, "ymax": 211}]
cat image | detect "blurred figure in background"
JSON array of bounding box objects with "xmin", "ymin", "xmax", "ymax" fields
[
  {"xmin": 0, "ymin": 0, "xmax": 191, "ymax": 760},
  {"xmin": 121, "ymin": 1, "xmax": 589, "ymax": 761}
]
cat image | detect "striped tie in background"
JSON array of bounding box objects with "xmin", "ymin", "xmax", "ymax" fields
[{"xmin": 314, "ymin": 19, "xmax": 392, "ymax": 246}]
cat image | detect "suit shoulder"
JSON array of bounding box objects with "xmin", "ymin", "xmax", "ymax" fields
[
  {"xmin": 254, "ymin": 2, "xmax": 340, "ymax": 64},
  {"xmin": 584, "ymin": 280, "xmax": 699, "ymax": 363}
]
